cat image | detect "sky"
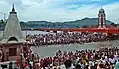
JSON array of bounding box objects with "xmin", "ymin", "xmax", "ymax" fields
[{"xmin": 0, "ymin": 0, "xmax": 119, "ymax": 23}]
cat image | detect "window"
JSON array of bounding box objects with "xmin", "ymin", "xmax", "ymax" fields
[
  {"xmin": 9, "ymin": 48, "xmax": 17, "ymax": 56},
  {"xmin": 8, "ymin": 37, "xmax": 18, "ymax": 42}
]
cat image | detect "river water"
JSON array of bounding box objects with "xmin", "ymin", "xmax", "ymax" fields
[
  {"xmin": 0, "ymin": 31, "xmax": 119, "ymax": 59},
  {"xmin": 31, "ymin": 40, "xmax": 119, "ymax": 59}
]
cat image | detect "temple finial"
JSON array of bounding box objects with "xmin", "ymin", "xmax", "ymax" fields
[{"xmin": 12, "ymin": 4, "xmax": 15, "ymax": 12}]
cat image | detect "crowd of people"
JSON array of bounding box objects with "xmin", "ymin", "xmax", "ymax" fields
[
  {"xmin": 16, "ymin": 47, "xmax": 119, "ymax": 69},
  {"xmin": 20, "ymin": 32, "xmax": 119, "ymax": 69},
  {"xmin": 38, "ymin": 47, "xmax": 119, "ymax": 69},
  {"xmin": 26, "ymin": 32, "xmax": 110, "ymax": 46}
]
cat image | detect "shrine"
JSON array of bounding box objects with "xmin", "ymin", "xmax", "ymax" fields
[{"xmin": 0, "ymin": 5, "xmax": 26, "ymax": 62}]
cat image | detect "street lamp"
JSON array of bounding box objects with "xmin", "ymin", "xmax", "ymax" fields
[{"xmin": 0, "ymin": 12, "xmax": 6, "ymax": 22}]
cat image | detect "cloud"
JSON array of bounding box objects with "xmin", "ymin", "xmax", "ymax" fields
[
  {"xmin": 0, "ymin": 0, "xmax": 119, "ymax": 23},
  {"xmin": 90, "ymin": 0, "xmax": 102, "ymax": 2},
  {"xmin": 103, "ymin": 2, "xmax": 119, "ymax": 23}
]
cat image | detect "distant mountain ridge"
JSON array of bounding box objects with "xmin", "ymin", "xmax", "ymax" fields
[
  {"xmin": 0, "ymin": 17, "xmax": 115, "ymax": 29},
  {"xmin": 23, "ymin": 17, "xmax": 114, "ymax": 28}
]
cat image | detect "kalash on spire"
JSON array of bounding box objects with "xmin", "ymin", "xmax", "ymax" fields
[{"xmin": 10, "ymin": 4, "xmax": 16, "ymax": 14}]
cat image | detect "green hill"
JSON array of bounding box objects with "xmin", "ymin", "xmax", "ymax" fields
[
  {"xmin": 0, "ymin": 18, "xmax": 115, "ymax": 29},
  {"xmin": 24, "ymin": 18, "xmax": 114, "ymax": 28}
]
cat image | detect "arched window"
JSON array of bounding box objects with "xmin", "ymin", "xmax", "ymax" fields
[{"xmin": 8, "ymin": 37, "xmax": 18, "ymax": 42}]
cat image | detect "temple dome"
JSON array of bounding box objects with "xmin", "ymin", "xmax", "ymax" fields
[{"xmin": 99, "ymin": 8, "xmax": 105, "ymax": 13}]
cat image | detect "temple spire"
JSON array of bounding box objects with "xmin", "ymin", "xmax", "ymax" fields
[
  {"xmin": 101, "ymin": 7, "xmax": 102, "ymax": 9},
  {"xmin": 0, "ymin": 4, "xmax": 26, "ymax": 43},
  {"xmin": 12, "ymin": 4, "xmax": 15, "ymax": 12},
  {"xmin": 10, "ymin": 4, "xmax": 16, "ymax": 14}
]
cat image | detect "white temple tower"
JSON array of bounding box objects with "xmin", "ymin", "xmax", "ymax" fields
[{"xmin": 0, "ymin": 4, "xmax": 25, "ymax": 43}]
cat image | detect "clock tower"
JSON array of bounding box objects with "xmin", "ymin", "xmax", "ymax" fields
[{"xmin": 98, "ymin": 8, "xmax": 106, "ymax": 28}]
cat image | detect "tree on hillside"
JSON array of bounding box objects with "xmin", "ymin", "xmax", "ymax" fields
[
  {"xmin": 82, "ymin": 25, "xmax": 88, "ymax": 28},
  {"xmin": 0, "ymin": 19, "xmax": 4, "ymax": 24},
  {"xmin": 110, "ymin": 23, "xmax": 117, "ymax": 27},
  {"xmin": 20, "ymin": 21, "xmax": 28, "ymax": 29}
]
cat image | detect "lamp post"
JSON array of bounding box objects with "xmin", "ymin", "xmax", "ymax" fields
[
  {"xmin": 0, "ymin": 12, "xmax": 6, "ymax": 36},
  {"xmin": 25, "ymin": 24, "xmax": 27, "ymax": 40},
  {"xmin": 0, "ymin": 13, "xmax": 6, "ymax": 23}
]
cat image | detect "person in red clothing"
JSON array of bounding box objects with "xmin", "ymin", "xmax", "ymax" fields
[
  {"xmin": 40, "ymin": 59, "xmax": 44, "ymax": 68},
  {"xmin": 16, "ymin": 56, "xmax": 20, "ymax": 67},
  {"xmin": 88, "ymin": 52, "xmax": 91, "ymax": 60},
  {"xmin": 24, "ymin": 61, "xmax": 30, "ymax": 69},
  {"xmin": 24, "ymin": 61, "xmax": 28, "ymax": 67},
  {"xmin": 34, "ymin": 63, "xmax": 40, "ymax": 69}
]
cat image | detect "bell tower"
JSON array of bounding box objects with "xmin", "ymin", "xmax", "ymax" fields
[{"xmin": 98, "ymin": 8, "xmax": 106, "ymax": 28}]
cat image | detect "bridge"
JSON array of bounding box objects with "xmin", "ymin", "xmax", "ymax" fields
[{"xmin": 24, "ymin": 28, "xmax": 119, "ymax": 34}]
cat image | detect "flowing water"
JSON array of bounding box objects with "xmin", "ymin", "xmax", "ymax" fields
[
  {"xmin": 31, "ymin": 40, "xmax": 119, "ymax": 59},
  {"xmin": 0, "ymin": 31, "xmax": 119, "ymax": 59}
]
